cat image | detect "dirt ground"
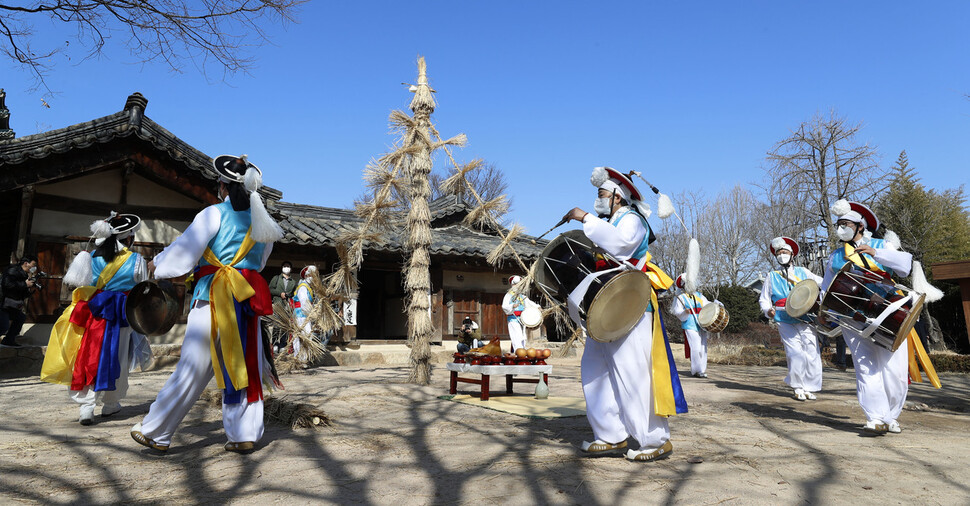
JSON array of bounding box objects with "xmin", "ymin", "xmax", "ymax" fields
[{"xmin": 1, "ymin": 345, "xmax": 968, "ymax": 505}]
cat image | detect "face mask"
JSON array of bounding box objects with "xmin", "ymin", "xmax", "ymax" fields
[
  {"xmin": 282, "ymin": 267, "xmax": 291, "ymax": 275},
  {"xmin": 593, "ymin": 197, "xmax": 612, "ymax": 217},
  {"xmin": 29, "ymin": 266, "xmax": 37, "ymax": 273},
  {"xmin": 837, "ymin": 225, "xmax": 856, "ymax": 242},
  {"xmin": 776, "ymin": 254, "xmax": 791, "ymax": 265}
]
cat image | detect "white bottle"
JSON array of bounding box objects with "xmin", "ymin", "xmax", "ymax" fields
[{"xmin": 535, "ymin": 375, "xmax": 549, "ymax": 399}]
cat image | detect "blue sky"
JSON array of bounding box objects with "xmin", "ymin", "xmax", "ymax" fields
[{"xmin": 4, "ymin": 1, "xmax": 969, "ymax": 235}]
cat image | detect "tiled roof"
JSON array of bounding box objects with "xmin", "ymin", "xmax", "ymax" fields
[
  {"xmin": 271, "ymin": 196, "xmax": 546, "ymax": 260},
  {"xmin": 0, "ymin": 93, "xmax": 282, "ymax": 200}
]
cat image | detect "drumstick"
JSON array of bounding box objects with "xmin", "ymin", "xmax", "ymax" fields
[{"xmin": 530, "ymin": 217, "xmax": 570, "ymax": 245}]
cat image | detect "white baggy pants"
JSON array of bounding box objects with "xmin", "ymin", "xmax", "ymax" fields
[
  {"xmin": 508, "ymin": 318, "xmax": 526, "ymax": 351},
  {"xmin": 683, "ymin": 328, "xmax": 708, "ymax": 375},
  {"xmin": 581, "ymin": 312, "xmax": 669, "ymax": 449},
  {"xmin": 843, "ymin": 328, "xmax": 909, "ymax": 424},
  {"xmin": 293, "ymin": 316, "xmax": 312, "ymax": 362},
  {"xmin": 778, "ymin": 322, "xmax": 823, "ymax": 392},
  {"xmin": 70, "ymin": 327, "xmax": 132, "ymax": 417},
  {"xmin": 139, "ymin": 302, "xmax": 264, "ymax": 446}
]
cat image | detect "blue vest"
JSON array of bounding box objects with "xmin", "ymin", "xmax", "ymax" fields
[
  {"xmin": 91, "ymin": 249, "xmax": 141, "ymax": 292},
  {"xmin": 294, "ymin": 281, "xmax": 313, "ymax": 319},
  {"xmin": 506, "ymin": 292, "xmax": 526, "ymax": 322},
  {"xmin": 610, "ymin": 208, "xmax": 651, "ymax": 262},
  {"xmin": 827, "ymin": 238, "xmax": 893, "ymax": 278},
  {"xmin": 678, "ymin": 293, "xmax": 704, "ymax": 331},
  {"xmin": 192, "ymin": 200, "xmax": 267, "ymax": 303},
  {"xmin": 608, "ymin": 208, "xmax": 653, "ymax": 312},
  {"xmin": 766, "ymin": 266, "xmax": 815, "ymax": 325}
]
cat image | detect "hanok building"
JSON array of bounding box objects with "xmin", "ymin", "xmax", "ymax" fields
[{"xmin": 0, "ymin": 92, "xmax": 547, "ymax": 347}]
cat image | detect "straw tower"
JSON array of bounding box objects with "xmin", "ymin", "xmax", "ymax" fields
[{"xmin": 402, "ymin": 57, "xmax": 437, "ymax": 384}]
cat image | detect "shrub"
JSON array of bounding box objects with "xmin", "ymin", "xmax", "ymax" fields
[{"xmin": 705, "ymin": 284, "xmax": 762, "ymax": 333}]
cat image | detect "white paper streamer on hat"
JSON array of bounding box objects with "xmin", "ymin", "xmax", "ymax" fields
[
  {"xmin": 911, "ymin": 260, "xmax": 944, "ymax": 302},
  {"xmin": 685, "ymin": 238, "xmax": 700, "ymax": 293},
  {"xmin": 242, "ymin": 160, "xmax": 284, "ymax": 243},
  {"xmin": 830, "ymin": 199, "xmax": 852, "ymax": 218},
  {"xmin": 883, "ymin": 230, "xmax": 901, "ymax": 251},
  {"xmin": 63, "ymin": 250, "xmax": 93, "ymax": 287},
  {"xmin": 770, "ymin": 237, "xmax": 788, "ymax": 253},
  {"xmin": 626, "ymin": 169, "xmax": 701, "ymax": 291},
  {"xmin": 657, "ymin": 193, "xmax": 675, "ymax": 219}
]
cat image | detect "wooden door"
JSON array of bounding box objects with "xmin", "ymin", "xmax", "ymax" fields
[
  {"xmin": 481, "ymin": 292, "xmax": 509, "ymax": 338},
  {"xmin": 452, "ymin": 291, "xmax": 479, "ymax": 335},
  {"xmin": 28, "ymin": 241, "xmax": 67, "ymax": 322}
]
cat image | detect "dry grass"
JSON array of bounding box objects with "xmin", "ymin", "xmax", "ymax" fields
[
  {"xmin": 197, "ymin": 388, "xmax": 333, "ymax": 429},
  {"xmin": 925, "ymin": 352, "xmax": 970, "ymax": 373},
  {"xmin": 707, "ymin": 344, "xmax": 788, "ymax": 367}
]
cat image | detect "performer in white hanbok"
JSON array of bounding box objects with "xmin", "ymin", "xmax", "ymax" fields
[
  {"xmin": 669, "ymin": 274, "xmax": 710, "ymax": 378},
  {"xmin": 501, "ymin": 276, "xmax": 527, "ymax": 352},
  {"xmin": 820, "ymin": 200, "xmax": 912, "ymax": 434},
  {"xmin": 759, "ymin": 237, "xmax": 825, "ymax": 401},
  {"xmin": 291, "ymin": 265, "xmax": 316, "ymax": 361},
  {"xmin": 563, "ymin": 167, "xmax": 686, "ymax": 462},
  {"xmin": 40, "ymin": 213, "xmax": 150, "ymax": 425},
  {"xmin": 131, "ymin": 154, "xmax": 283, "ymax": 453}
]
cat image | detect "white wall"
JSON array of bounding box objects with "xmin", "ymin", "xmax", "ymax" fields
[{"xmin": 31, "ymin": 209, "xmax": 190, "ymax": 244}]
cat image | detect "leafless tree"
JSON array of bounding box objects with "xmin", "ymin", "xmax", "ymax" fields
[
  {"xmin": 765, "ymin": 110, "xmax": 885, "ymax": 246},
  {"xmin": 752, "ymin": 174, "xmax": 827, "ymax": 275},
  {"xmin": 0, "ymin": 0, "xmax": 301, "ymax": 93},
  {"xmin": 699, "ymin": 184, "xmax": 762, "ymax": 286},
  {"xmin": 430, "ymin": 161, "xmax": 511, "ymax": 216},
  {"xmin": 650, "ymin": 189, "xmax": 706, "ymax": 285}
]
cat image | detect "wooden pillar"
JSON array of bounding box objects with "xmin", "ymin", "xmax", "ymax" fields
[
  {"xmin": 120, "ymin": 162, "xmax": 134, "ymax": 205},
  {"xmin": 959, "ymin": 280, "xmax": 970, "ymax": 347},
  {"xmin": 15, "ymin": 185, "xmax": 34, "ymax": 260},
  {"xmin": 432, "ymin": 267, "xmax": 444, "ymax": 342}
]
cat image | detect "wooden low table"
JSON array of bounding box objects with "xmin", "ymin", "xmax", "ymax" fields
[{"xmin": 446, "ymin": 362, "xmax": 552, "ymax": 401}]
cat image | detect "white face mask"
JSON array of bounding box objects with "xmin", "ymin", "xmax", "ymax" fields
[
  {"xmin": 281, "ymin": 267, "xmax": 291, "ymax": 275},
  {"xmin": 29, "ymin": 266, "xmax": 37, "ymax": 273},
  {"xmin": 837, "ymin": 225, "xmax": 856, "ymax": 242},
  {"xmin": 593, "ymin": 197, "xmax": 612, "ymax": 217},
  {"xmin": 776, "ymin": 253, "xmax": 791, "ymax": 265}
]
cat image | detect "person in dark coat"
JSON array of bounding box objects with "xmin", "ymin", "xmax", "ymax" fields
[{"xmin": 1, "ymin": 255, "xmax": 38, "ymax": 347}]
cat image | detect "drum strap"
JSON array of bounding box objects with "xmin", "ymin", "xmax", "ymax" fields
[
  {"xmin": 776, "ymin": 268, "xmax": 803, "ymax": 289},
  {"xmin": 859, "ymin": 294, "xmax": 912, "ymax": 341},
  {"xmin": 844, "ymin": 243, "xmax": 885, "ymax": 274}
]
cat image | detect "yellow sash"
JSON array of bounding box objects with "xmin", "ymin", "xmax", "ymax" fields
[
  {"xmin": 844, "ymin": 243, "xmax": 886, "ymax": 274},
  {"xmin": 298, "ymin": 280, "xmax": 314, "ymax": 300},
  {"xmin": 637, "ymin": 254, "xmax": 679, "ymax": 416},
  {"xmin": 202, "ymin": 229, "xmax": 256, "ymax": 391},
  {"xmin": 40, "ymin": 250, "xmax": 133, "ymax": 385},
  {"xmin": 641, "ymin": 251, "xmax": 674, "ymax": 291},
  {"xmin": 650, "ymin": 287, "xmax": 680, "ymax": 416},
  {"xmin": 906, "ymin": 329, "xmax": 941, "ymax": 388}
]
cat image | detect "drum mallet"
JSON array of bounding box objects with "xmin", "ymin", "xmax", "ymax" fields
[{"xmin": 531, "ymin": 217, "xmax": 569, "ymax": 245}]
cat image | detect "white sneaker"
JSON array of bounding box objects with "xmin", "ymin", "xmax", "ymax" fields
[
  {"xmin": 805, "ymin": 392, "xmax": 817, "ymax": 400},
  {"xmin": 101, "ymin": 402, "xmax": 122, "ymax": 417},
  {"xmin": 79, "ymin": 406, "xmax": 94, "ymax": 426},
  {"xmin": 887, "ymin": 420, "xmax": 902, "ymax": 433}
]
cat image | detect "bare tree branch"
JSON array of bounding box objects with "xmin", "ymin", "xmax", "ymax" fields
[{"xmin": 1, "ymin": 0, "xmax": 303, "ymax": 94}]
